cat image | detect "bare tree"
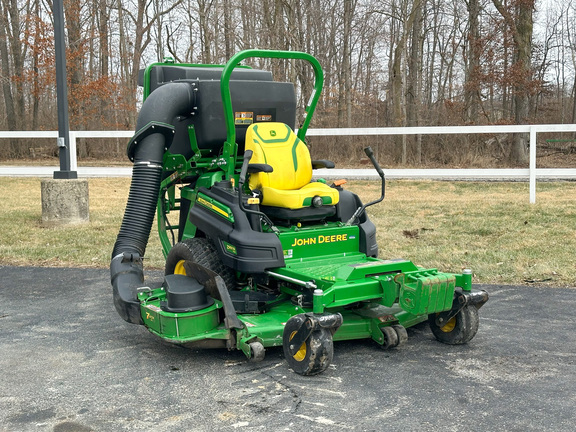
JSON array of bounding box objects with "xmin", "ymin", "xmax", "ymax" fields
[
  {"xmin": 0, "ymin": 0, "xmax": 572, "ymax": 165},
  {"xmin": 406, "ymin": 0, "xmax": 424, "ymax": 163},
  {"xmin": 464, "ymin": 0, "xmax": 482, "ymax": 123},
  {"xmin": 492, "ymin": 0, "xmax": 537, "ymax": 164},
  {"xmin": 385, "ymin": 0, "xmax": 423, "ymax": 162}
]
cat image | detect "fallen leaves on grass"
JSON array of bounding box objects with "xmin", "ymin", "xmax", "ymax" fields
[{"xmin": 402, "ymin": 227, "xmax": 435, "ymax": 239}]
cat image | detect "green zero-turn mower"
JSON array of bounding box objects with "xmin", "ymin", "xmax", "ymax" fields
[{"xmin": 110, "ymin": 49, "xmax": 489, "ymax": 375}]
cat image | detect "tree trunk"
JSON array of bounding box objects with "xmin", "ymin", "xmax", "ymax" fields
[
  {"xmin": 511, "ymin": 0, "xmax": 533, "ymax": 164},
  {"xmin": 389, "ymin": 0, "xmax": 422, "ymax": 163},
  {"xmin": 338, "ymin": 0, "xmax": 353, "ymax": 129},
  {"xmin": 224, "ymin": 0, "xmax": 234, "ymax": 59},
  {"xmin": 4, "ymin": 0, "xmax": 25, "ymax": 131},
  {"xmin": 406, "ymin": 0, "xmax": 424, "ymax": 163},
  {"xmin": 464, "ymin": 0, "xmax": 481, "ymax": 123},
  {"xmin": 492, "ymin": 0, "xmax": 535, "ymax": 165},
  {"xmin": 31, "ymin": 0, "xmax": 41, "ymax": 130},
  {"xmin": 99, "ymin": 0, "xmax": 110, "ymax": 121},
  {"xmin": 0, "ymin": 4, "xmax": 16, "ymax": 132},
  {"xmin": 572, "ymin": 73, "xmax": 576, "ymax": 124},
  {"xmin": 64, "ymin": 0, "xmax": 84, "ymax": 130},
  {"xmin": 0, "ymin": 0, "xmax": 23, "ymax": 155}
]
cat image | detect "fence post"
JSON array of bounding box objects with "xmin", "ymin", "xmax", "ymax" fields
[
  {"xmin": 69, "ymin": 132, "xmax": 78, "ymax": 171},
  {"xmin": 529, "ymin": 126, "xmax": 537, "ymax": 204}
]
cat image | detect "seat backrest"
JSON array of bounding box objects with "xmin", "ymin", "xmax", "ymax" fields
[{"xmin": 245, "ymin": 123, "xmax": 312, "ymax": 191}]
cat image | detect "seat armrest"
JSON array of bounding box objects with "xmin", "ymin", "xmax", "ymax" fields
[
  {"xmin": 312, "ymin": 160, "xmax": 335, "ymax": 169},
  {"xmin": 248, "ymin": 163, "xmax": 273, "ymax": 173}
]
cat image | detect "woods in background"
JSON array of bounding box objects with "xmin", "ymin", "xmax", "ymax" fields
[{"xmin": 1, "ymin": 0, "xmax": 575, "ymax": 166}]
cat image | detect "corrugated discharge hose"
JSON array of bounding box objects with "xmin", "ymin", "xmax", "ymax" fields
[{"xmin": 110, "ymin": 82, "xmax": 193, "ymax": 324}]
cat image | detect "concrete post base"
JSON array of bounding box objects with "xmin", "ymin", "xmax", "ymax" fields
[{"xmin": 41, "ymin": 179, "xmax": 89, "ymax": 225}]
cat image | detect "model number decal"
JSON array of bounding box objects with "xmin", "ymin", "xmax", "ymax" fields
[
  {"xmin": 223, "ymin": 241, "xmax": 237, "ymax": 255},
  {"xmin": 196, "ymin": 195, "xmax": 234, "ymax": 222}
]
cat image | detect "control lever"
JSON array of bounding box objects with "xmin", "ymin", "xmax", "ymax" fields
[
  {"xmin": 345, "ymin": 146, "xmax": 386, "ymax": 226},
  {"xmin": 238, "ymin": 151, "xmax": 278, "ymax": 233}
]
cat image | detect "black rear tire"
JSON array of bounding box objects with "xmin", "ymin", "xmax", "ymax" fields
[{"xmin": 165, "ymin": 238, "xmax": 235, "ymax": 299}]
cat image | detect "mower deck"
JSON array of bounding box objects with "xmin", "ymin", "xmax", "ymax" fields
[{"xmin": 137, "ymin": 252, "xmax": 470, "ymax": 354}]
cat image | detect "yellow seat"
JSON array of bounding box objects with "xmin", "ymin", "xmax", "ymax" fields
[{"xmin": 245, "ymin": 123, "xmax": 339, "ymax": 210}]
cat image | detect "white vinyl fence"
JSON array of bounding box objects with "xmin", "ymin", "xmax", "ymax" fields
[{"xmin": 1, "ymin": 124, "xmax": 576, "ymax": 203}]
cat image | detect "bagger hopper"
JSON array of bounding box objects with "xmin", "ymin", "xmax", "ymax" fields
[{"xmin": 110, "ymin": 50, "xmax": 488, "ymax": 375}]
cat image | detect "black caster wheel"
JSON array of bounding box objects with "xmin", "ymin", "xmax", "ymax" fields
[
  {"xmin": 283, "ymin": 314, "xmax": 334, "ymax": 375},
  {"xmin": 249, "ymin": 341, "xmax": 265, "ymax": 362},
  {"xmin": 392, "ymin": 324, "xmax": 408, "ymax": 346},
  {"xmin": 380, "ymin": 326, "xmax": 399, "ymax": 349},
  {"xmin": 428, "ymin": 305, "xmax": 479, "ymax": 345}
]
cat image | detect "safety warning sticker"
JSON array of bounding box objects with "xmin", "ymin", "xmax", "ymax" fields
[{"xmin": 235, "ymin": 111, "xmax": 253, "ymax": 125}]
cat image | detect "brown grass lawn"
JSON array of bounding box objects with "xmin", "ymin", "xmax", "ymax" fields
[{"xmin": 1, "ymin": 177, "xmax": 575, "ymax": 287}]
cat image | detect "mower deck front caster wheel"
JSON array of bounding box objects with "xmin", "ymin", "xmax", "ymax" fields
[
  {"xmin": 249, "ymin": 341, "xmax": 265, "ymax": 362},
  {"xmin": 380, "ymin": 326, "xmax": 399, "ymax": 349},
  {"xmin": 283, "ymin": 315, "xmax": 334, "ymax": 376},
  {"xmin": 428, "ymin": 304, "xmax": 479, "ymax": 345},
  {"xmin": 392, "ymin": 325, "xmax": 408, "ymax": 346}
]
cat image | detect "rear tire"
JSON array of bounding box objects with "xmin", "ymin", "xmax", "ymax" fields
[
  {"xmin": 428, "ymin": 305, "xmax": 479, "ymax": 345},
  {"xmin": 165, "ymin": 238, "xmax": 235, "ymax": 299}
]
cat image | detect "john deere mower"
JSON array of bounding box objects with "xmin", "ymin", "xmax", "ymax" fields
[{"xmin": 110, "ymin": 49, "xmax": 488, "ymax": 375}]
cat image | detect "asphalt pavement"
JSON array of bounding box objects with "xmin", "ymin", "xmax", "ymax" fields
[{"xmin": 1, "ymin": 266, "xmax": 575, "ymax": 431}]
